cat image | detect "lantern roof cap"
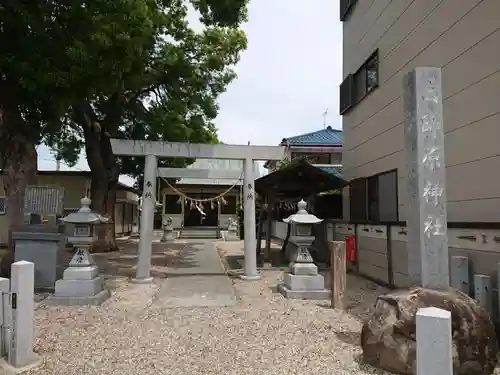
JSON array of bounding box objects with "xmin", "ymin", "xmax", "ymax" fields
[
  {"xmin": 283, "ymin": 199, "xmax": 323, "ymax": 225},
  {"xmin": 62, "ymin": 197, "xmax": 109, "ymax": 224}
]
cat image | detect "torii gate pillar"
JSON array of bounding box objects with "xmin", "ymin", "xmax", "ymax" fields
[
  {"xmin": 111, "ymin": 139, "xmax": 285, "ymax": 282},
  {"xmin": 134, "ymin": 154, "xmax": 157, "ymax": 283},
  {"xmin": 241, "ymin": 157, "xmax": 259, "ymax": 280}
]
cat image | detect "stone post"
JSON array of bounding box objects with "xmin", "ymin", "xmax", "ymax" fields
[
  {"xmin": 241, "ymin": 157, "xmax": 260, "ymax": 280},
  {"xmin": 0, "ymin": 277, "xmax": 9, "ymax": 357},
  {"xmin": 330, "ymin": 241, "xmax": 346, "ymax": 309},
  {"xmin": 9, "ymin": 261, "xmax": 39, "ymax": 369},
  {"xmin": 416, "ymin": 307, "xmax": 453, "ymax": 375},
  {"xmin": 134, "ymin": 154, "xmax": 157, "ymax": 283},
  {"xmin": 403, "ymin": 67, "xmax": 449, "ymax": 289}
]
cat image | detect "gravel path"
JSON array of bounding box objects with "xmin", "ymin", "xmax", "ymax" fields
[{"xmin": 26, "ymin": 241, "xmax": 393, "ymax": 375}]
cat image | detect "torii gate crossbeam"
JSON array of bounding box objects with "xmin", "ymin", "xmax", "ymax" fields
[{"xmin": 111, "ymin": 138, "xmax": 285, "ymax": 283}]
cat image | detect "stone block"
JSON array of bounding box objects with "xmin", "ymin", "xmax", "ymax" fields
[
  {"xmin": 290, "ymin": 262, "xmax": 318, "ymax": 276},
  {"xmin": 62, "ymin": 265, "xmax": 99, "ymax": 280},
  {"xmin": 54, "ymin": 277, "xmax": 103, "ymax": 298},
  {"xmin": 361, "ymin": 287, "xmax": 498, "ymax": 374},
  {"xmin": 277, "ymin": 284, "xmax": 330, "ymax": 300},
  {"xmin": 416, "ymin": 307, "xmax": 453, "ymax": 375},
  {"xmin": 13, "ymin": 232, "xmax": 63, "ymax": 292},
  {"xmin": 283, "ymin": 273, "xmax": 325, "ymax": 291},
  {"xmin": 9, "ymin": 261, "xmax": 37, "ymax": 369}
]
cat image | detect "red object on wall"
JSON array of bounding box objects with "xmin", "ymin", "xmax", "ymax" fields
[{"xmin": 345, "ymin": 235, "xmax": 356, "ymax": 261}]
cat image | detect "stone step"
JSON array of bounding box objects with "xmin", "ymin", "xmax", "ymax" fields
[{"xmin": 180, "ymin": 229, "xmax": 219, "ymax": 239}]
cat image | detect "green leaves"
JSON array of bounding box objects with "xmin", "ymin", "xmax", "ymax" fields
[
  {"xmin": 3, "ymin": 0, "xmax": 249, "ymax": 182},
  {"xmin": 190, "ymin": 0, "xmax": 249, "ymax": 27}
]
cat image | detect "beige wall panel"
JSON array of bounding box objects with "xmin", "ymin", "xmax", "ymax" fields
[
  {"xmin": 445, "ymin": 112, "xmax": 500, "ymax": 167},
  {"xmin": 444, "ymin": 70, "xmax": 500, "ymax": 133},
  {"xmin": 448, "ymin": 198, "xmax": 500, "ymax": 223},
  {"xmin": 381, "ymin": 0, "xmax": 483, "ymax": 82},
  {"xmin": 352, "ymin": 0, "xmax": 413, "ymax": 70},
  {"xmin": 346, "ymin": 96, "xmax": 403, "ymax": 151},
  {"xmin": 343, "ymin": 0, "xmax": 496, "ymax": 131},
  {"xmin": 345, "ymin": 123, "xmax": 403, "ymax": 169},
  {"xmin": 447, "ymin": 155, "xmax": 500, "ymax": 202}
]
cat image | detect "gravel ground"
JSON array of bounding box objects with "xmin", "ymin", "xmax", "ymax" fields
[{"xmin": 26, "ymin": 241, "xmax": 394, "ymax": 375}]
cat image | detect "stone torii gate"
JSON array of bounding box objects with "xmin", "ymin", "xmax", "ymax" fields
[{"xmin": 111, "ymin": 139, "xmax": 285, "ymax": 283}]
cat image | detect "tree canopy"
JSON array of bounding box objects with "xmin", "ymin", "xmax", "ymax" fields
[{"xmin": 0, "ymin": 0, "xmax": 249, "ymax": 250}]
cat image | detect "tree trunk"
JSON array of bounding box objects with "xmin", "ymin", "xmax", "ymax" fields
[
  {"xmin": 77, "ymin": 102, "xmax": 120, "ymax": 253},
  {"xmin": 0, "ymin": 83, "xmax": 39, "ymax": 251},
  {"xmin": 3, "ymin": 140, "xmax": 37, "ymax": 249}
]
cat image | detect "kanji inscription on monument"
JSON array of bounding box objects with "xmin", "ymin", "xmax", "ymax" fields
[{"xmin": 403, "ymin": 67, "xmax": 449, "ymax": 289}]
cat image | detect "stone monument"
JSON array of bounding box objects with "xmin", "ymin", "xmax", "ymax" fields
[
  {"xmin": 12, "ymin": 186, "xmax": 65, "ymax": 292},
  {"xmin": 46, "ymin": 197, "xmax": 110, "ymax": 306},
  {"xmin": 361, "ymin": 68, "xmax": 498, "ymax": 374},
  {"xmin": 161, "ymin": 216, "xmax": 174, "ymax": 242},
  {"xmin": 277, "ymin": 200, "xmax": 329, "ymax": 299},
  {"xmin": 404, "ymin": 67, "xmax": 449, "ymax": 288}
]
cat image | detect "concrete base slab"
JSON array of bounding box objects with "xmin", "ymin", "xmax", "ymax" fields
[
  {"xmin": 131, "ymin": 277, "xmax": 154, "ymax": 284},
  {"xmin": 155, "ymin": 275, "xmax": 235, "ymax": 308},
  {"xmin": 239, "ymin": 274, "xmax": 262, "ymax": 281},
  {"xmin": 45, "ymin": 289, "xmax": 110, "ymax": 306},
  {"xmin": 284, "ymin": 273, "xmax": 325, "ymax": 290},
  {"xmin": 277, "ymin": 284, "xmax": 330, "ymax": 300},
  {"xmin": 54, "ymin": 276, "xmax": 103, "ymax": 297},
  {"xmin": 0, "ymin": 353, "xmax": 42, "ymax": 374}
]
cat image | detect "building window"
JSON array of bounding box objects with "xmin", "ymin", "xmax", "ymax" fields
[
  {"xmin": 221, "ymin": 196, "xmax": 237, "ymax": 215},
  {"xmin": 349, "ymin": 169, "xmax": 398, "ymax": 223},
  {"xmin": 164, "ymin": 194, "xmax": 182, "ymax": 214},
  {"xmin": 365, "ymin": 52, "xmax": 379, "ymax": 93},
  {"xmin": 339, "ymin": 74, "xmax": 354, "ymax": 115},
  {"xmin": 340, "ymin": 0, "xmax": 358, "ymax": 21},
  {"xmin": 349, "ymin": 178, "xmax": 367, "ymax": 221},
  {"xmin": 366, "ymin": 169, "xmax": 398, "ymax": 222},
  {"xmin": 291, "ymin": 152, "xmax": 331, "ymax": 164},
  {"xmin": 335, "ymin": 153, "xmax": 343, "ymax": 164},
  {"xmin": 353, "ymin": 50, "xmax": 379, "ymax": 104},
  {"xmin": 367, "ymin": 176, "xmax": 379, "ymax": 222},
  {"xmin": 377, "ymin": 170, "xmax": 398, "ymax": 222},
  {"xmin": 0, "ymin": 197, "xmax": 6, "ymax": 215}
]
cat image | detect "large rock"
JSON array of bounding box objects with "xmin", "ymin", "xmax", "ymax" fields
[{"xmin": 361, "ymin": 287, "xmax": 498, "ymax": 375}]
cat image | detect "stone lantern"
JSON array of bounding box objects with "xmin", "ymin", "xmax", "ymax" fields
[
  {"xmin": 47, "ymin": 197, "xmax": 110, "ymax": 305},
  {"xmin": 161, "ymin": 216, "xmax": 174, "ymax": 242},
  {"xmin": 277, "ymin": 200, "xmax": 330, "ymax": 299}
]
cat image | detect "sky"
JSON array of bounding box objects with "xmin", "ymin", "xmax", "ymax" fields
[{"xmin": 37, "ymin": 0, "xmax": 343, "ymax": 185}]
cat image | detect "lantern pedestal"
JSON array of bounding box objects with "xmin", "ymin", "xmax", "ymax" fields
[
  {"xmin": 47, "ymin": 247, "xmax": 110, "ymax": 306},
  {"xmin": 278, "ymin": 245, "xmax": 330, "ymax": 300}
]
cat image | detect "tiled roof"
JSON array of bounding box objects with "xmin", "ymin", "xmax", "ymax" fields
[
  {"xmin": 318, "ymin": 166, "xmax": 343, "ymax": 179},
  {"xmin": 281, "ymin": 126, "xmax": 343, "ymax": 146}
]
